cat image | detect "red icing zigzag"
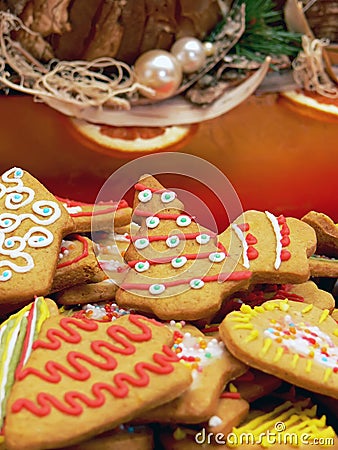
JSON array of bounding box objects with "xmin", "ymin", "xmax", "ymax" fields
[{"xmin": 12, "ymin": 315, "xmax": 177, "ymax": 417}]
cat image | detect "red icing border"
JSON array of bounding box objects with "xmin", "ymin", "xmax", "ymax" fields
[{"xmin": 57, "ymin": 235, "xmax": 89, "ymax": 269}]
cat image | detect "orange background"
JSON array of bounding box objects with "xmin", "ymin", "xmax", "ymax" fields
[{"xmin": 0, "ymin": 93, "xmax": 336, "ymax": 228}]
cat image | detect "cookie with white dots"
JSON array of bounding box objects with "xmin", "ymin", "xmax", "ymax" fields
[
  {"xmin": 0, "ymin": 167, "xmax": 75, "ymax": 305},
  {"xmin": 116, "ymin": 176, "xmax": 252, "ymax": 321},
  {"xmin": 219, "ymin": 299, "xmax": 338, "ymax": 399}
]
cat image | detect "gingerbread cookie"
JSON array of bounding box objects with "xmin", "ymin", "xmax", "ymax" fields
[
  {"xmin": 219, "ymin": 210, "xmax": 316, "ymax": 284},
  {"xmin": 160, "ymin": 399, "xmax": 337, "ymax": 449},
  {"xmin": 51, "ymin": 234, "xmax": 106, "ymax": 293},
  {"xmin": 5, "ymin": 314, "xmax": 192, "ymax": 450},
  {"xmin": 0, "ymin": 297, "xmax": 58, "ymax": 434},
  {"xmin": 65, "ymin": 424, "xmax": 154, "ymax": 450},
  {"xmin": 57, "ymin": 196, "xmax": 132, "ymax": 233},
  {"xmin": 71, "ymin": 302, "xmax": 132, "ymax": 321},
  {"xmin": 56, "ymin": 279, "xmax": 119, "ymax": 306},
  {"xmin": 142, "ymin": 323, "xmax": 247, "ymax": 424},
  {"xmin": 220, "ymin": 299, "xmax": 338, "ymax": 399},
  {"xmin": 302, "ymin": 211, "xmax": 338, "ymax": 258},
  {"xmin": 309, "ymin": 255, "xmax": 338, "ymax": 278},
  {"xmin": 0, "ymin": 167, "xmax": 74, "ymax": 304},
  {"xmin": 230, "ymin": 369, "xmax": 283, "ymax": 403},
  {"xmin": 116, "ymin": 175, "xmax": 252, "ymax": 321}
]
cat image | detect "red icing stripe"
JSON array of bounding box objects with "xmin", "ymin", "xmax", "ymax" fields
[
  {"xmin": 134, "ymin": 210, "xmax": 195, "ymax": 222},
  {"xmin": 134, "ymin": 183, "xmax": 165, "ymax": 193},
  {"xmin": 57, "ymin": 235, "xmax": 89, "ymax": 269},
  {"xmin": 130, "ymin": 232, "xmax": 217, "ymax": 243},
  {"xmin": 12, "ymin": 315, "xmax": 178, "ymax": 417},
  {"xmin": 128, "ymin": 251, "xmax": 226, "ymax": 267},
  {"xmin": 15, "ymin": 301, "xmax": 36, "ymax": 378},
  {"xmin": 56, "ymin": 196, "xmax": 129, "ymax": 217},
  {"xmin": 121, "ymin": 271, "xmax": 252, "ymax": 291},
  {"xmin": 220, "ymin": 392, "xmax": 241, "ymax": 399}
]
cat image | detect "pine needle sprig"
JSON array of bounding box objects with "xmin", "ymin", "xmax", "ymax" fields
[
  {"xmin": 233, "ymin": 0, "xmax": 302, "ymax": 60},
  {"xmin": 208, "ymin": 0, "xmax": 302, "ymax": 65}
]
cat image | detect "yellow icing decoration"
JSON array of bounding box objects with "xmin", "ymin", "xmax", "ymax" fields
[
  {"xmin": 292, "ymin": 354, "xmax": 299, "ymax": 368},
  {"xmin": 254, "ymin": 306, "xmax": 265, "ymax": 313},
  {"xmin": 319, "ymin": 309, "xmax": 329, "ymax": 324},
  {"xmin": 233, "ymin": 323, "xmax": 254, "ymax": 330},
  {"xmin": 279, "ymin": 299, "xmax": 290, "ymax": 311},
  {"xmin": 245, "ymin": 329, "xmax": 259, "ymax": 343},
  {"xmin": 36, "ymin": 297, "xmax": 50, "ymax": 334},
  {"xmin": 334, "ymin": 329, "xmax": 338, "ymax": 337},
  {"xmin": 301, "ymin": 304, "xmax": 313, "ymax": 314},
  {"xmin": 263, "ymin": 302, "xmax": 277, "ymax": 311},
  {"xmin": 323, "ymin": 368, "xmax": 332, "ymax": 383},
  {"xmin": 231, "ymin": 316, "xmax": 251, "ymax": 323},
  {"xmin": 229, "ymin": 401, "xmax": 335, "ymax": 448},
  {"xmin": 273, "ymin": 347, "xmax": 284, "ymax": 362},
  {"xmin": 240, "ymin": 304, "xmax": 252, "ymax": 314},
  {"xmin": 229, "ymin": 383, "xmax": 237, "ymax": 393},
  {"xmin": 305, "ymin": 359, "xmax": 312, "ymax": 373},
  {"xmin": 260, "ymin": 338, "xmax": 272, "ymax": 356},
  {"xmin": 173, "ymin": 428, "xmax": 186, "ymax": 440}
]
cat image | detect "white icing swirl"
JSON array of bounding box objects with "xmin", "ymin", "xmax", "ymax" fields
[
  {"xmin": 265, "ymin": 210, "xmax": 283, "ymax": 270},
  {"xmin": 0, "ymin": 168, "xmax": 61, "ymax": 282}
]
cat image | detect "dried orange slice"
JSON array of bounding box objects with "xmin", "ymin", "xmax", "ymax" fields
[
  {"xmin": 280, "ymin": 89, "xmax": 338, "ymax": 120},
  {"xmin": 67, "ymin": 118, "xmax": 198, "ymax": 158}
]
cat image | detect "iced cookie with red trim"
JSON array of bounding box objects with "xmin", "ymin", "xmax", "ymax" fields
[
  {"xmin": 50, "ymin": 234, "xmax": 106, "ymax": 293},
  {"xmin": 57, "ymin": 196, "xmax": 132, "ymax": 233},
  {"xmin": 0, "ymin": 297, "xmax": 58, "ymax": 437},
  {"xmin": 160, "ymin": 399, "xmax": 337, "ymax": 449},
  {"xmin": 116, "ymin": 175, "xmax": 252, "ymax": 321},
  {"xmin": 141, "ymin": 322, "xmax": 247, "ymax": 424},
  {"xmin": 0, "ymin": 167, "xmax": 74, "ymax": 305},
  {"xmin": 219, "ymin": 299, "xmax": 338, "ymax": 399},
  {"xmin": 219, "ymin": 210, "xmax": 316, "ymax": 284},
  {"xmin": 5, "ymin": 314, "xmax": 192, "ymax": 450},
  {"xmin": 64, "ymin": 424, "xmax": 154, "ymax": 450},
  {"xmin": 302, "ymin": 211, "xmax": 338, "ymax": 259}
]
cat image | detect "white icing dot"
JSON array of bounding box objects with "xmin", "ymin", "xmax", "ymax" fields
[
  {"xmin": 161, "ymin": 191, "xmax": 176, "ymax": 203},
  {"xmin": 176, "ymin": 215, "xmax": 191, "ymax": 227},
  {"xmin": 146, "ymin": 216, "xmax": 160, "ymax": 229},
  {"xmin": 135, "ymin": 261, "xmax": 150, "ymax": 272},
  {"xmin": 138, "ymin": 189, "xmax": 153, "ymax": 203},
  {"xmin": 134, "ymin": 238, "xmax": 149, "ymax": 249},
  {"xmin": 196, "ymin": 234, "xmax": 210, "ymax": 245},
  {"xmin": 209, "ymin": 252, "xmax": 226, "ymax": 263},
  {"xmin": 208, "ymin": 415, "xmax": 223, "ymax": 428},
  {"xmin": 166, "ymin": 235, "xmax": 180, "ymax": 248},
  {"xmin": 149, "ymin": 284, "xmax": 166, "ymax": 295},
  {"xmin": 171, "ymin": 256, "xmax": 187, "ymax": 268},
  {"xmin": 190, "ymin": 279, "xmax": 204, "ymax": 289}
]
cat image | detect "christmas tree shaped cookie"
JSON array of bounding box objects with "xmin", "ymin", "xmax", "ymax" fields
[
  {"xmin": 5, "ymin": 314, "xmax": 192, "ymax": 450},
  {"xmin": 218, "ymin": 210, "xmax": 316, "ymax": 284},
  {"xmin": 0, "ymin": 167, "xmax": 74, "ymax": 305},
  {"xmin": 116, "ymin": 175, "xmax": 252, "ymax": 321}
]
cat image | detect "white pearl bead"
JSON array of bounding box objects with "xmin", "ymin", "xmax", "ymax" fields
[
  {"xmin": 203, "ymin": 41, "xmax": 216, "ymax": 57},
  {"xmin": 171, "ymin": 37, "xmax": 206, "ymax": 74},
  {"xmin": 134, "ymin": 50, "xmax": 182, "ymax": 100}
]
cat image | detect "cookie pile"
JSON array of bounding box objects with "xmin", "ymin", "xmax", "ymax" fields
[{"xmin": 0, "ymin": 168, "xmax": 337, "ymax": 450}]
